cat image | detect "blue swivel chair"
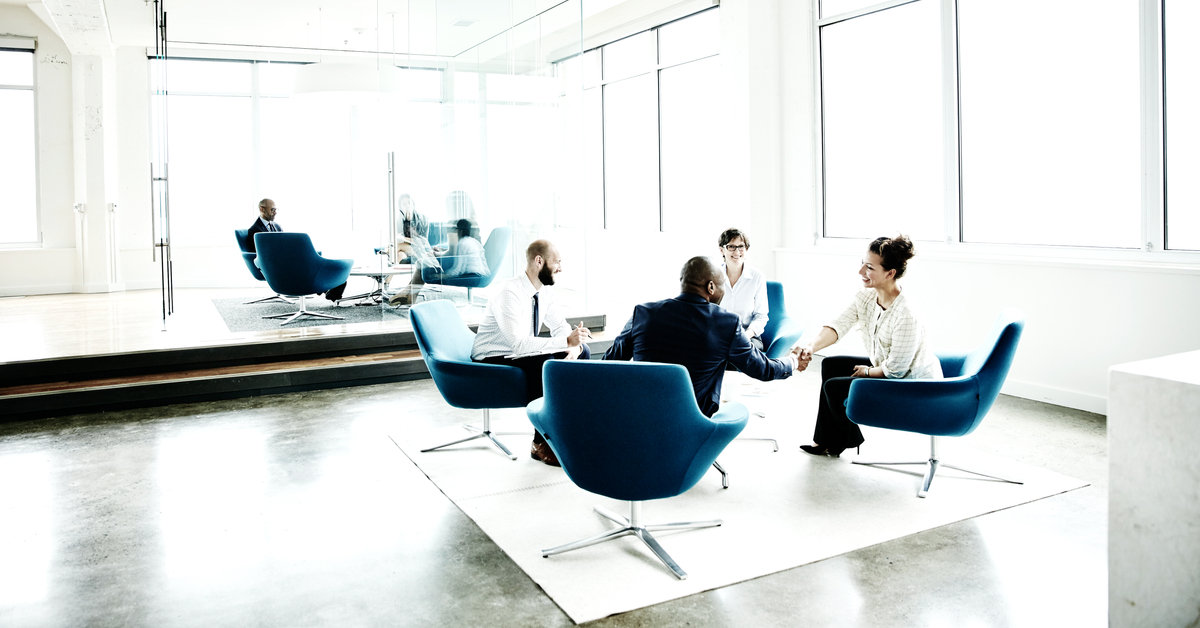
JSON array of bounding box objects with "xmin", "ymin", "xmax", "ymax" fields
[
  {"xmin": 423, "ymin": 227, "xmax": 511, "ymax": 305},
  {"xmin": 760, "ymin": 281, "xmax": 805, "ymax": 359},
  {"xmin": 846, "ymin": 309, "xmax": 1026, "ymax": 498},
  {"xmin": 409, "ymin": 300, "xmax": 529, "ymax": 459},
  {"xmin": 233, "ymin": 229, "xmax": 293, "ymax": 305},
  {"xmin": 529, "ymin": 360, "xmax": 749, "ymax": 579},
  {"xmin": 253, "ymin": 232, "xmax": 354, "ymax": 326}
]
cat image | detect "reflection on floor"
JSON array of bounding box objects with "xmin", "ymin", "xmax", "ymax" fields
[
  {"xmin": 0, "ymin": 285, "xmax": 593, "ymax": 364},
  {"xmin": 0, "ymin": 362, "xmax": 1108, "ymax": 627}
]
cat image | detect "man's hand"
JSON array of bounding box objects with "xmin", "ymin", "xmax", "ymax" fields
[
  {"xmin": 789, "ymin": 346, "xmax": 812, "ymax": 373},
  {"xmin": 564, "ymin": 345, "xmax": 583, "ymax": 360},
  {"xmin": 566, "ymin": 324, "xmax": 591, "ymax": 348}
]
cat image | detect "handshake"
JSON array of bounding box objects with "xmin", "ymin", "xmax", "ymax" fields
[{"xmin": 786, "ymin": 345, "xmax": 814, "ymax": 373}]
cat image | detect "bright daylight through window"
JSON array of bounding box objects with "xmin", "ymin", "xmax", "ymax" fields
[{"xmin": 0, "ymin": 49, "xmax": 37, "ymax": 245}]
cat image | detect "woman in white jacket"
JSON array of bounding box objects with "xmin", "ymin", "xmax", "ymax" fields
[{"xmin": 797, "ymin": 234, "xmax": 942, "ymax": 457}]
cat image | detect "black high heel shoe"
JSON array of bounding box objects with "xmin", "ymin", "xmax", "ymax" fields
[{"xmin": 800, "ymin": 444, "xmax": 860, "ymax": 458}]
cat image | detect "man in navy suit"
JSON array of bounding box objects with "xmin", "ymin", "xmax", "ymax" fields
[
  {"xmin": 604, "ymin": 256, "xmax": 808, "ymax": 417},
  {"xmin": 248, "ymin": 198, "xmax": 346, "ymax": 301}
]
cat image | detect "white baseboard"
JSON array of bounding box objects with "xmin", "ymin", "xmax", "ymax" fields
[
  {"xmin": 1000, "ymin": 379, "xmax": 1107, "ymax": 416},
  {"xmin": 0, "ymin": 284, "xmax": 75, "ymax": 297}
]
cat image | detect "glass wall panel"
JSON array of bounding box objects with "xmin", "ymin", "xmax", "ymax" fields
[
  {"xmin": 959, "ymin": 0, "xmax": 1140, "ymax": 248},
  {"xmin": 0, "ymin": 57, "xmax": 36, "ymax": 245},
  {"xmin": 603, "ymin": 73, "xmax": 659, "ymax": 233},
  {"xmin": 821, "ymin": 0, "xmax": 943, "ymax": 241},
  {"xmin": 658, "ymin": 8, "xmax": 719, "ymax": 67},
  {"xmin": 167, "ymin": 95, "xmax": 253, "ymax": 247},
  {"xmin": 1165, "ymin": 0, "xmax": 1200, "ymax": 250},
  {"xmin": 660, "ymin": 55, "xmax": 721, "ymax": 233},
  {"xmin": 603, "ymin": 31, "xmax": 656, "ymax": 82}
]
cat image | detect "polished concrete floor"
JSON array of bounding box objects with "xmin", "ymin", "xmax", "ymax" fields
[{"xmin": 0, "ymin": 366, "xmax": 1108, "ymax": 627}]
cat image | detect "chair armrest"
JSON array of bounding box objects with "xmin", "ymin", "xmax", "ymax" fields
[
  {"xmin": 765, "ymin": 319, "xmax": 804, "ymax": 359},
  {"xmin": 430, "ymin": 359, "xmax": 528, "ymax": 409},
  {"xmin": 935, "ymin": 351, "xmax": 972, "ymax": 378},
  {"xmin": 846, "ymin": 376, "xmax": 982, "ymax": 437},
  {"xmin": 711, "ymin": 401, "xmax": 750, "ymax": 426}
]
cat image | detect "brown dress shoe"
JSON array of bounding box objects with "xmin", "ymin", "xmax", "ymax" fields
[{"xmin": 530, "ymin": 439, "xmax": 561, "ymax": 467}]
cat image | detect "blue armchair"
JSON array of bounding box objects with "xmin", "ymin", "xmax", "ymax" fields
[
  {"xmin": 409, "ymin": 300, "xmax": 529, "ymax": 459},
  {"xmin": 528, "ymin": 360, "xmax": 749, "ymax": 579},
  {"xmin": 760, "ymin": 281, "xmax": 804, "ymax": 359},
  {"xmin": 422, "ymin": 227, "xmax": 511, "ymax": 305},
  {"xmin": 253, "ymin": 232, "xmax": 353, "ymax": 326},
  {"xmin": 846, "ymin": 308, "xmax": 1026, "ymax": 497},
  {"xmin": 233, "ymin": 229, "xmax": 293, "ymax": 305}
]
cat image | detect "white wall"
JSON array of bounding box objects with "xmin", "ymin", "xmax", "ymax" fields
[{"xmin": 0, "ymin": 5, "xmax": 77, "ymax": 296}]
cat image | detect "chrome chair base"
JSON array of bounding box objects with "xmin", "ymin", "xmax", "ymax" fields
[
  {"xmin": 262, "ymin": 294, "xmax": 344, "ymax": 326},
  {"xmin": 542, "ymin": 501, "xmax": 721, "ymax": 580},
  {"xmin": 420, "ymin": 409, "xmax": 527, "ymax": 460},
  {"xmin": 852, "ymin": 436, "xmax": 1023, "ymax": 498},
  {"xmin": 710, "ymin": 460, "xmax": 729, "ymax": 489},
  {"xmin": 244, "ymin": 293, "xmax": 295, "ymax": 305}
]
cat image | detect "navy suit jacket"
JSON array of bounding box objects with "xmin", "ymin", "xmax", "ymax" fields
[
  {"xmin": 246, "ymin": 218, "xmax": 281, "ymax": 253},
  {"xmin": 604, "ymin": 292, "xmax": 792, "ymax": 418}
]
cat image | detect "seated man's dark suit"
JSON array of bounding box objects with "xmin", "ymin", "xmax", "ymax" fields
[
  {"xmin": 604, "ymin": 292, "xmax": 793, "ymax": 418},
  {"xmin": 245, "ymin": 217, "xmax": 280, "ymax": 253}
]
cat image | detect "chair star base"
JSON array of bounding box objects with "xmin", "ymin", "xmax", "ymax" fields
[
  {"xmin": 851, "ymin": 435, "xmax": 1023, "ymax": 498},
  {"xmin": 262, "ymin": 294, "xmax": 344, "ymax": 326},
  {"xmin": 419, "ymin": 409, "xmax": 528, "ymax": 460},
  {"xmin": 541, "ymin": 501, "xmax": 721, "ymax": 580},
  {"xmin": 244, "ymin": 293, "xmax": 296, "ymax": 305}
]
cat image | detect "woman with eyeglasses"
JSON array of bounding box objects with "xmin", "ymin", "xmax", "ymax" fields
[
  {"xmin": 797, "ymin": 234, "xmax": 942, "ymax": 457},
  {"xmin": 716, "ymin": 228, "xmax": 769, "ymax": 351}
]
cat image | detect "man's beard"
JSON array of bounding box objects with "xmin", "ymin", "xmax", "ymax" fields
[{"xmin": 538, "ymin": 265, "xmax": 555, "ymax": 286}]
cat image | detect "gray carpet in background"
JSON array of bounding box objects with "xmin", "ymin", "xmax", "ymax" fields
[{"xmin": 213, "ymin": 288, "xmax": 473, "ymax": 332}]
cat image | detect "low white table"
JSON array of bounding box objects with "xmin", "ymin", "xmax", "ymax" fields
[{"xmin": 338, "ymin": 264, "xmax": 413, "ymax": 306}]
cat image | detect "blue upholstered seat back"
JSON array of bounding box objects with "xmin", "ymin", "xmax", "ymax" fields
[
  {"xmin": 760, "ymin": 281, "xmax": 804, "ymax": 359},
  {"xmin": 529, "ymin": 361, "xmax": 748, "ymax": 502},
  {"xmin": 254, "ymin": 232, "xmax": 352, "ymax": 298},
  {"xmin": 438, "ymin": 226, "xmax": 511, "ymax": 289},
  {"xmin": 409, "ymin": 300, "xmax": 528, "ymax": 410},
  {"xmin": 234, "ymin": 229, "xmax": 266, "ymax": 281},
  {"xmin": 845, "ymin": 308, "xmax": 1025, "ymax": 438},
  {"xmin": 958, "ymin": 308, "xmax": 1025, "ymax": 426}
]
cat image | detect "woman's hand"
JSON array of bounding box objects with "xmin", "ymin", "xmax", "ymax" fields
[{"xmin": 852, "ymin": 365, "xmax": 872, "ymax": 378}]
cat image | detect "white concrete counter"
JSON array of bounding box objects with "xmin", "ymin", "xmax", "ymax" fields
[{"xmin": 1109, "ymin": 350, "xmax": 1200, "ymax": 628}]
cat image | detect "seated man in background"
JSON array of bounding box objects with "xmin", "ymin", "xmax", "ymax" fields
[
  {"xmin": 443, "ymin": 219, "xmax": 488, "ymax": 279},
  {"xmin": 246, "ymin": 198, "xmax": 281, "ymax": 251},
  {"xmin": 604, "ymin": 256, "xmax": 808, "ymax": 417},
  {"xmin": 471, "ymin": 239, "xmax": 591, "ymax": 466},
  {"xmin": 249, "ymin": 198, "xmax": 345, "ymax": 301}
]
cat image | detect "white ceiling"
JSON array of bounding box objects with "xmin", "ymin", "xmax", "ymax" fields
[{"xmin": 4, "ymin": 0, "xmax": 613, "ymax": 58}]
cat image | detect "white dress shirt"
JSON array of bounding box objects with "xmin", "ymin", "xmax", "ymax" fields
[
  {"xmin": 471, "ymin": 272, "xmax": 571, "ymax": 360},
  {"xmin": 827, "ymin": 289, "xmax": 943, "ymax": 380},
  {"xmin": 718, "ymin": 263, "xmax": 769, "ymax": 339},
  {"xmin": 259, "ymin": 217, "xmax": 282, "ymax": 232}
]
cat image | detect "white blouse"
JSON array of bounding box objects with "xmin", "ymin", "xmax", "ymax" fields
[
  {"xmin": 827, "ymin": 289, "xmax": 942, "ymax": 380},
  {"xmin": 718, "ymin": 263, "xmax": 769, "ymax": 339}
]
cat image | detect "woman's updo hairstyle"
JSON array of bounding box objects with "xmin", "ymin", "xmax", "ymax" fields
[
  {"xmin": 718, "ymin": 228, "xmax": 750, "ymax": 249},
  {"xmin": 869, "ymin": 234, "xmax": 916, "ymax": 279}
]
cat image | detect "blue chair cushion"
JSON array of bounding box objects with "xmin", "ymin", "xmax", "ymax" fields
[
  {"xmin": 409, "ymin": 300, "xmax": 528, "ymax": 410},
  {"xmin": 253, "ymin": 232, "xmax": 353, "ymax": 298}
]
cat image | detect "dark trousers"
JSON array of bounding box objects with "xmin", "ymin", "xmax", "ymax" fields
[
  {"xmin": 812, "ymin": 355, "xmax": 871, "ymax": 450},
  {"xmin": 479, "ymin": 344, "xmax": 591, "ymax": 445}
]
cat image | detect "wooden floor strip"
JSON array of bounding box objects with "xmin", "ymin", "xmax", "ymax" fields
[{"xmin": 0, "ymin": 350, "xmax": 423, "ymax": 397}]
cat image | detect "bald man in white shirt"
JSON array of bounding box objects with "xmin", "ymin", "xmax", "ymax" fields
[{"xmin": 472, "ymin": 239, "xmax": 590, "ymax": 466}]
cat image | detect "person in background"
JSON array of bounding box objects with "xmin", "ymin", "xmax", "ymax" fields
[
  {"xmin": 797, "ymin": 234, "xmax": 942, "ymax": 457},
  {"xmin": 443, "ymin": 218, "xmax": 488, "ymax": 279},
  {"xmin": 716, "ymin": 228, "xmax": 768, "ymax": 351},
  {"xmin": 388, "ymin": 212, "xmax": 443, "ymax": 306},
  {"xmin": 471, "ymin": 239, "xmax": 591, "ymax": 466},
  {"xmin": 249, "ymin": 198, "xmax": 345, "ymax": 301}
]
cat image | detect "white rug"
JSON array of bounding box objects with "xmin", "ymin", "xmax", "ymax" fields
[{"xmin": 389, "ymin": 375, "xmax": 1088, "ymax": 624}]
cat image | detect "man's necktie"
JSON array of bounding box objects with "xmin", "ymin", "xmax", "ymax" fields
[{"xmin": 532, "ymin": 293, "xmax": 539, "ymax": 337}]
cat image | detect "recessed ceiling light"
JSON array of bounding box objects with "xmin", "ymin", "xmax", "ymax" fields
[{"xmin": 451, "ymin": 19, "xmax": 477, "ymax": 27}]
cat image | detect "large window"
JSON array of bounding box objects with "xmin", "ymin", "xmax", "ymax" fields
[
  {"xmin": 819, "ymin": 0, "xmax": 1199, "ymax": 256},
  {"xmin": 0, "ymin": 47, "xmax": 37, "ymax": 246},
  {"xmin": 583, "ymin": 7, "xmax": 719, "ymax": 232}
]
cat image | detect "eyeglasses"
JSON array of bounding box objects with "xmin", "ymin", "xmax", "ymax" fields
[{"xmin": 723, "ymin": 244, "xmax": 746, "ymax": 252}]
